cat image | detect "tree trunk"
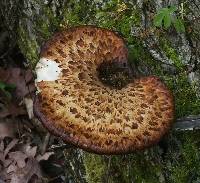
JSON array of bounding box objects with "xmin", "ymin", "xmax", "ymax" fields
[{"xmin": 1, "ymin": 0, "xmax": 200, "ymax": 182}]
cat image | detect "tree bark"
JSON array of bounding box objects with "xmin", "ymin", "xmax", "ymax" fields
[{"xmin": 1, "ymin": 0, "xmax": 200, "ymax": 182}]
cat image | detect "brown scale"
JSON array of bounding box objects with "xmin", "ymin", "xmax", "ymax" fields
[{"xmin": 34, "ymin": 26, "xmax": 174, "ymax": 155}]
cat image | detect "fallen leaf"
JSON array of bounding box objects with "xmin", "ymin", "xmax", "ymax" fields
[
  {"xmin": 10, "ymin": 175, "xmax": 23, "ymax": 183},
  {"xmin": 7, "ymin": 163, "xmax": 17, "ymax": 173},
  {"xmin": 10, "ymin": 158, "xmax": 42, "ymax": 183},
  {"xmin": 0, "ymin": 153, "xmax": 5, "ymax": 165},
  {"xmin": 0, "ymin": 67, "xmax": 36, "ymax": 99},
  {"xmin": 0, "ymin": 118, "xmax": 17, "ymax": 139},
  {"xmin": 0, "ymin": 140, "xmax": 4, "ymax": 151},
  {"xmin": 36, "ymin": 152, "xmax": 54, "ymax": 161},
  {"xmin": 0, "ymin": 138, "xmax": 49, "ymax": 183},
  {"xmin": 0, "ymin": 106, "xmax": 26, "ymax": 118},
  {"xmin": 0, "ymin": 68, "xmax": 10, "ymax": 82},
  {"xmin": 23, "ymin": 144, "xmax": 37, "ymax": 158},
  {"xmin": 4, "ymin": 159, "xmax": 12, "ymax": 168},
  {"xmin": 0, "ymin": 99, "xmax": 27, "ymax": 118},
  {"xmin": 9, "ymin": 151, "xmax": 27, "ymax": 168},
  {"xmin": 24, "ymin": 97, "xmax": 34, "ymax": 119},
  {"xmin": 4, "ymin": 139, "xmax": 18, "ymax": 157}
]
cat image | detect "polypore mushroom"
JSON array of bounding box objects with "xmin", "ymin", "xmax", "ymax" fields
[{"xmin": 33, "ymin": 26, "xmax": 174, "ymax": 154}]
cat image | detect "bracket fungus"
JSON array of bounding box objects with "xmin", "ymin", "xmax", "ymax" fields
[{"xmin": 33, "ymin": 26, "xmax": 174, "ymax": 154}]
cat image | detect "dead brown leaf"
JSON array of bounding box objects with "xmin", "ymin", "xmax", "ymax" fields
[
  {"xmin": 24, "ymin": 97, "xmax": 34, "ymax": 119},
  {"xmin": 0, "ymin": 140, "xmax": 4, "ymax": 151},
  {"xmin": 0, "ymin": 138, "xmax": 53, "ymax": 183},
  {"xmin": 0, "ymin": 119, "xmax": 17, "ymax": 139},
  {"xmin": 20, "ymin": 143, "xmax": 37, "ymax": 158},
  {"xmin": 0, "ymin": 102, "xmax": 26, "ymax": 118},
  {"xmin": 36, "ymin": 152, "xmax": 54, "ymax": 162},
  {"xmin": 7, "ymin": 163, "xmax": 18, "ymax": 173},
  {"xmin": 25, "ymin": 145, "xmax": 37, "ymax": 158},
  {"xmin": 0, "ymin": 67, "xmax": 35, "ymax": 118},
  {"xmin": 9, "ymin": 157, "xmax": 42, "ymax": 183},
  {"xmin": 0, "ymin": 67, "xmax": 36, "ymax": 99},
  {"xmin": 8, "ymin": 151, "xmax": 27, "ymax": 168},
  {"xmin": 4, "ymin": 139, "xmax": 18, "ymax": 157}
]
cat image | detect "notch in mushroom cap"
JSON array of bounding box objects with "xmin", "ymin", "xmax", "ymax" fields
[{"xmin": 33, "ymin": 26, "xmax": 174, "ymax": 155}]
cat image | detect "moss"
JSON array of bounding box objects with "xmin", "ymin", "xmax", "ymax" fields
[
  {"xmin": 83, "ymin": 153, "xmax": 107, "ymax": 183},
  {"xmin": 83, "ymin": 147, "xmax": 165, "ymax": 183},
  {"xmin": 17, "ymin": 2, "xmax": 64, "ymax": 67},
  {"xmin": 34, "ymin": 13, "xmax": 53, "ymax": 41},
  {"xmin": 164, "ymin": 73, "xmax": 200, "ymax": 118},
  {"xmin": 165, "ymin": 131, "xmax": 200, "ymax": 183},
  {"xmin": 159, "ymin": 37, "xmax": 184, "ymax": 70},
  {"xmin": 83, "ymin": 133, "xmax": 200, "ymax": 183},
  {"xmin": 17, "ymin": 26, "xmax": 39, "ymax": 68},
  {"xmin": 96, "ymin": 1, "xmax": 142, "ymax": 42},
  {"xmin": 109, "ymin": 149, "xmax": 164, "ymax": 183},
  {"xmin": 60, "ymin": 0, "xmax": 98, "ymax": 26},
  {"xmin": 61, "ymin": 0, "xmax": 142, "ymax": 43}
]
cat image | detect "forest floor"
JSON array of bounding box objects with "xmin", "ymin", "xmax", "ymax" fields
[{"xmin": 0, "ymin": 26, "xmax": 67, "ymax": 183}]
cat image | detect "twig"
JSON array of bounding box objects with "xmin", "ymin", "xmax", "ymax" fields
[
  {"xmin": 41, "ymin": 132, "xmax": 51, "ymax": 154},
  {"xmin": 174, "ymin": 115, "xmax": 200, "ymax": 131}
]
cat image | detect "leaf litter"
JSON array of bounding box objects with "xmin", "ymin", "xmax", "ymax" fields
[{"xmin": 0, "ymin": 36, "xmax": 77, "ymax": 183}]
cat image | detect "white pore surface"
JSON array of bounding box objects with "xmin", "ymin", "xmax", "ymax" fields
[{"xmin": 35, "ymin": 58, "xmax": 62, "ymax": 83}]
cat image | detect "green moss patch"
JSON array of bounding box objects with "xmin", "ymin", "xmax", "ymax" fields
[{"xmin": 83, "ymin": 153, "xmax": 107, "ymax": 183}]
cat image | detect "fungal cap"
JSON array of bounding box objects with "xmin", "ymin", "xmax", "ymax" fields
[{"xmin": 34, "ymin": 26, "xmax": 174, "ymax": 154}]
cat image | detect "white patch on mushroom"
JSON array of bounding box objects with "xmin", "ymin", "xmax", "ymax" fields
[
  {"xmin": 35, "ymin": 58, "xmax": 62, "ymax": 93},
  {"xmin": 35, "ymin": 58, "xmax": 62, "ymax": 82}
]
